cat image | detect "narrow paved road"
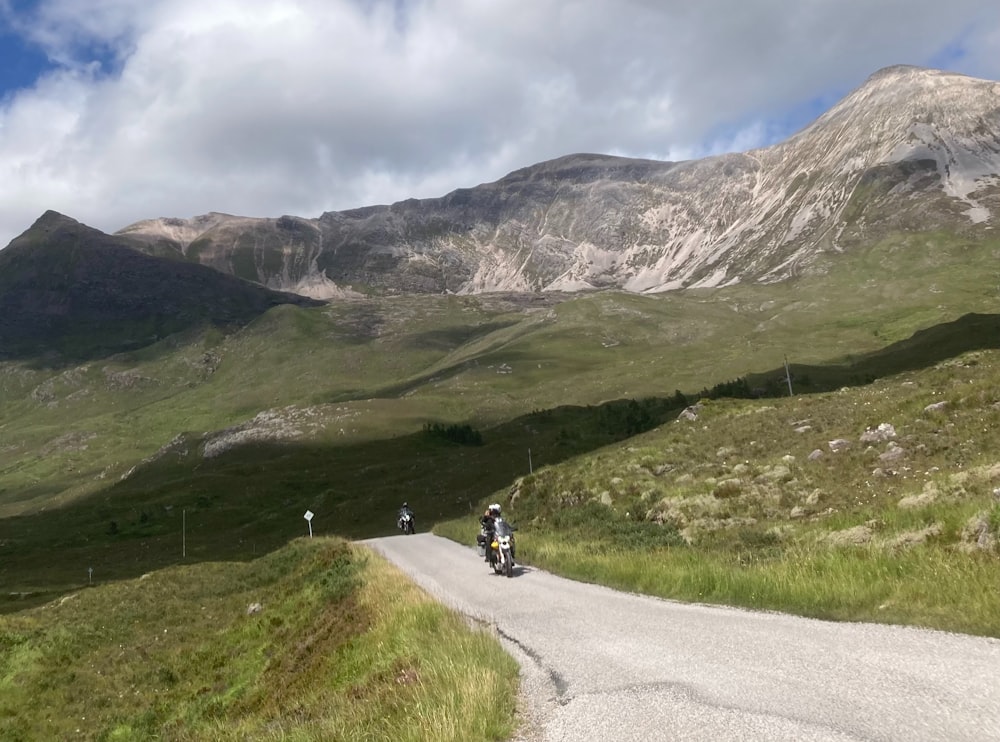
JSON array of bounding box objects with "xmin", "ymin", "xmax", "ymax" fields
[{"xmin": 364, "ymin": 533, "xmax": 1000, "ymax": 742}]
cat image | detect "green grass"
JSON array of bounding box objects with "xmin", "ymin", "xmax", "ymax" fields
[
  {"xmin": 456, "ymin": 532, "xmax": 1000, "ymax": 635},
  {"xmin": 3, "ymin": 229, "xmax": 1000, "ymax": 625},
  {"xmin": 0, "ymin": 537, "xmax": 518, "ymax": 741},
  {"xmin": 437, "ymin": 345, "xmax": 1000, "ymax": 637}
]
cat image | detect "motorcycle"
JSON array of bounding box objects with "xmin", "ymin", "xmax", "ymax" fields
[
  {"xmin": 398, "ymin": 511, "xmax": 415, "ymax": 535},
  {"xmin": 489, "ymin": 520, "xmax": 516, "ymax": 578}
]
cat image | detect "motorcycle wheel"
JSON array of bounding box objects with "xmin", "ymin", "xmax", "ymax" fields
[{"xmin": 504, "ymin": 556, "xmax": 513, "ymax": 578}]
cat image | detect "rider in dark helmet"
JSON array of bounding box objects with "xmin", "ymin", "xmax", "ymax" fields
[
  {"xmin": 398, "ymin": 502, "xmax": 415, "ymax": 530},
  {"xmin": 478, "ymin": 504, "xmax": 500, "ymax": 562}
]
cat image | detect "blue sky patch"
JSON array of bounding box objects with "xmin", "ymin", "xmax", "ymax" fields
[{"xmin": 0, "ymin": 0, "xmax": 53, "ymax": 96}]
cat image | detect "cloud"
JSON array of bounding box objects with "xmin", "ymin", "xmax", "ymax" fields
[{"xmin": 1, "ymin": 0, "xmax": 999, "ymax": 247}]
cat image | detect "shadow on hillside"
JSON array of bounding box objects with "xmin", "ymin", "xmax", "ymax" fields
[
  {"xmin": 727, "ymin": 312, "xmax": 1000, "ymax": 398},
  {"xmin": 401, "ymin": 320, "xmax": 523, "ymax": 351},
  {"xmin": 0, "ymin": 396, "xmax": 681, "ymax": 612},
  {"xmin": 324, "ymin": 321, "xmax": 533, "ymax": 403},
  {"xmin": 4, "ymin": 312, "xmax": 997, "ymax": 612}
]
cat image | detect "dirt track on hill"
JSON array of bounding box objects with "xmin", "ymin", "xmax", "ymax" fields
[{"xmin": 364, "ymin": 532, "xmax": 1000, "ymax": 742}]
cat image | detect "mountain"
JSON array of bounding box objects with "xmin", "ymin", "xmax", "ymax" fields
[
  {"xmin": 116, "ymin": 65, "xmax": 1000, "ymax": 299},
  {"xmin": 0, "ymin": 211, "xmax": 323, "ymax": 361}
]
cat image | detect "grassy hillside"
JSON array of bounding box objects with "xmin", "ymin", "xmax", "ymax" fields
[
  {"xmin": 1, "ymin": 230, "xmax": 999, "ymax": 626},
  {"xmin": 0, "ymin": 537, "xmax": 518, "ymax": 741},
  {"xmin": 439, "ymin": 346, "xmax": 1000, "ymax": 636}
]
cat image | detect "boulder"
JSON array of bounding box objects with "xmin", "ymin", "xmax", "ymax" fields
[{"xmin": 860, "ymin": 423, "xmax": 897, "ymax": 443}]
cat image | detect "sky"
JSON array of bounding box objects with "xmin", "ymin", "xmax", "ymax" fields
[{"xmin": 1, "ymin": 0, "xmax": 999, "ymax": 249}]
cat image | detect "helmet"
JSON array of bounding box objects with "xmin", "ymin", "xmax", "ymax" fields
[
  {"xmin": 489, "ymin": 503, "xmax": 501, "ymax": 515},
  {"xmin": 402, "ymin": 502, "xmax": 408, "ymax": 508}
]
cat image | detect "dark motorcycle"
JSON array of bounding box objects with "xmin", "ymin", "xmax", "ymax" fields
[{"xmin": 398, "ymin": 511, "xmax": 415, "ymax": 535}]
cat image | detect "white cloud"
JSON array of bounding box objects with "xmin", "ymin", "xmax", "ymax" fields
[{"xmin": 1, "ymin": 0, "xmax": 999, "ymax": 247}]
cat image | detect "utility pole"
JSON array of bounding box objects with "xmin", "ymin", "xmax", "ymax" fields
[{"xmin": 784, "ymin": 355, "xmax": 794, "ymax": 396}]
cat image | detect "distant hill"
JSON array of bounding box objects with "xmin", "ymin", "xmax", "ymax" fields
[{"xmin": 0, "ymin": 211, "xmax": 323, "ymax": 362}]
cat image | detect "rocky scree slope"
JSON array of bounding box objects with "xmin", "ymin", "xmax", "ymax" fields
[{"xmin": 116, "ymin": 65, "xmax": 1000, "ymax": 299}]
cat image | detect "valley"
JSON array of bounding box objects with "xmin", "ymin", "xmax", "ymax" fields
[
  {"xmin": 2, "ymin": 62, "xmax": 1000, "ymax": 740},
  {"xmin": 2, "ymin": 232, "xmax": 999, "ymax": 617}
]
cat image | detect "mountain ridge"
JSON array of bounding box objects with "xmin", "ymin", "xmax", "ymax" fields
[
  {"xmin": 0, "ymin": 211, "xmax": 323, "ymax": 361},
  {"xmin": 16, "ymin": 64, "xmax": 1000, "ymax": 300}
]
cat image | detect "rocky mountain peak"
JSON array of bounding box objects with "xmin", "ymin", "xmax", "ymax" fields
[{"xmin": 19, "ymin": 210, "xmax": 83, "ymax": 237}]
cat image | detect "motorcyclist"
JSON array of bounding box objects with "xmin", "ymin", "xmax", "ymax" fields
[
  {"xmin": 478, "ymin": 503, "xmax": 500, "ymax": 562},
  {"xmin": 398, "ymin": 502, "xmax": 415, "ymax": 531},
  {"xmin": 479, "ymin": 503, "xmax": 515, "ymax": 563}
]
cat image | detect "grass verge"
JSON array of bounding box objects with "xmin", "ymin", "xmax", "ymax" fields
[{"xmin": 0, "ymin": 537, "xmax": 518, "ymax": 741}]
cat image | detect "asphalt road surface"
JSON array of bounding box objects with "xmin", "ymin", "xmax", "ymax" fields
[{"xmin": 363, "ymin": 533, "xmax": 1000, "ymax": 742}]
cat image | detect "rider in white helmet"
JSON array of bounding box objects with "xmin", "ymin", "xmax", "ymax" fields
[{"xmin": 480, "ymin": 502, "xmax": 515, "ymax": 563}]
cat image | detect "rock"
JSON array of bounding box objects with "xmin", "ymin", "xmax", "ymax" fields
[
  {"xmin": 897, "ymin": 492, "xmax": 937, "ymax": 509},
  {"xmin": 712, "ymin": 479, "xmax": 742, "ymax": 498},
  {"xmin": 509, "ymin": 478, "xmax": 524, "ymax": 506},
  {"xmin": 794, "ymin": 425, "xmax": 812, "ymax": 433},
  {"xmin": 678, "ymin": 405, "xmax": 700, "ymax": 421},
  {"xmin": 807, "ymin": 449, "xmax": 824, "ymax": 461},
  {"xmin": 828, "ymin": 439, "xmax": 851, "ymax": 453},
  {"xmin": 923, "ymin": 401, "xmax": 950, "ymax": 414},
  {"xmin": 826, "ymin": 525, "xmax": 874, "ymax": 547},
  {"xmin": 756, "ymin": 465, "xmax": 792, "ymax": 483},
  {"xmin": 959, "ymin": 513, "xmax": 997, "ymax": 552},
  {"xmin": 887, "ymin": 524, "xmax": 943, "ymax": 550},
  {"xmin": 247, "ymin": 602, "xmax": 263, "ymax": 616},
  {"xmin": 860, "ymin": 423, "xmax": 897, "ymax": 443},
  {"xmin": 878, "ymin": 443, "xmax": 906, "ymax": 463}
]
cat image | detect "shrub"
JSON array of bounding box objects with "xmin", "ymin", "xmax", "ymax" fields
[{"xmin": 422, "ymin": 422, "xmax": 484, "ymax": 446}]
